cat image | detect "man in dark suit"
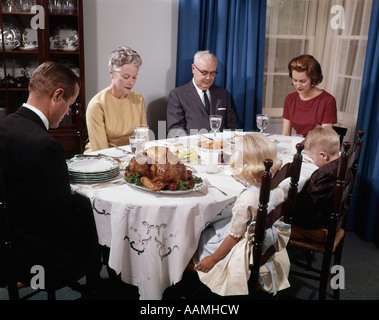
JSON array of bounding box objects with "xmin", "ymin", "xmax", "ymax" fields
[
  {"xmin": 0, "ymin": 62, "xmax": 101, "ymax": 292},
  {"xmin": 167, "ymin": 50, "xmax": 238, "ymax": 136}
]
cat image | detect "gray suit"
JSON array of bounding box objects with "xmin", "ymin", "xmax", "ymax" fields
[{"xmin": 166, "ymin": 81, "xmax": 238, "ymax": 136}]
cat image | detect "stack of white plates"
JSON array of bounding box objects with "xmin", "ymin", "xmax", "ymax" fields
[{"xmin": 67, "ymin": 156, "xmax": 120, "ymax": 183}]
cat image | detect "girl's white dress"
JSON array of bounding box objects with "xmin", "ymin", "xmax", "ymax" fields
[{"xmin": 195, "ymin": 186, "xmax": 291, "ymax": 296}]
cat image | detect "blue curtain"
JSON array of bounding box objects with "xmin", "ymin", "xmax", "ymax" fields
[
  {"xmin": 349, "ymin": 0, "xmax": 379, "ymax": 246},
  {"xmin": 175, "ymin": 0, "xmax": 267, "ymax": 131}
]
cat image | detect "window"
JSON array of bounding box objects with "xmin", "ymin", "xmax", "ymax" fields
[{"xmin": 264, "ymin": 0, "xmax": 372, "ymax": 141}]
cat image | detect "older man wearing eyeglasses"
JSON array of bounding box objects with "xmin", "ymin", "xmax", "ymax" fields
[{"xmin": 166, "ymin": 50, "xmax": 238, "ymax": 136}]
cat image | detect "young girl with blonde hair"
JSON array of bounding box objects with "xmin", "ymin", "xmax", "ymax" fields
[{"xmin": 195, "ymin": 133, "xmax": 291, "ymax": 296}]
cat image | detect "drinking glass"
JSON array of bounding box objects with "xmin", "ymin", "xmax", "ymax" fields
[
  {"xmin": 129, "ymin": 136, "xmax": 146, "ymax": 155},
  {"xmin": 209, "ymin": 115, "xmax": 222, "ymax": 139},
  {"xmin": 134, "ymin": 124, "xmax": 149, "ymax": 141},
  {"xmin": 256, "ymin": 114, "xmax": 269, "ymax": 134}
]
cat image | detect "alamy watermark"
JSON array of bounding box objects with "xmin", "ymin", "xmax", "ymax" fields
[
  {"xmin": 30, "ymin": 265, "xmax": 45, "ymax": 290},
  {"xmin": 30, "ymin": 5, "xmax": 45, "ymax": 30},
  {"xmin": 330, "ymin": 5, "xmax": 345, "ymax": 30},
  {"xmin": 330, "ymin": 265, "xmax": 345, "ymax": 290}
]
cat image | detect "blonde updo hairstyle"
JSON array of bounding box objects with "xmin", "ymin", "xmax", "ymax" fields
[
  {"xmin": 108, "ymin": 46, "xmax": 142, "ymax": 72},
  {"xmin": 230, "ymin": 133, "xmax": 282, "ymax": 186}
]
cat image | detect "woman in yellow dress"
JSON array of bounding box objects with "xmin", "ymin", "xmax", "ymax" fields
[{"xmin": 85, "ymin": 46, "xmax": 147, "ymax": 152}]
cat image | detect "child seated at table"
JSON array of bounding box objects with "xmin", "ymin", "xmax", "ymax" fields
[
  {"xmin": 292, "ymin": 126, "xmax": 340, "ymax": 232},
  {"xmin": 194, "ymin": 133, "xmax": 292, "ymax": 296}
]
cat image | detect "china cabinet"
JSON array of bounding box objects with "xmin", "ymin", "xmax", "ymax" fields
[{"xmin": 0, "ymin": 0, "xmax": 86, "ymax": 157}]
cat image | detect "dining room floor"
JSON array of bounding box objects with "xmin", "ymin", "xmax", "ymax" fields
[
  {"xmin": 163, "ymin": 230, "xmax": 379, "ymax": 300},
  {"xmin": 1, "ymin": 230, "xmax": 378, "ymax": 300}
]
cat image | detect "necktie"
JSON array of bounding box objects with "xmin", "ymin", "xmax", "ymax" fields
[{"xmin": 203, "ymin": 90, "xmax": 210, "ymax": 114}]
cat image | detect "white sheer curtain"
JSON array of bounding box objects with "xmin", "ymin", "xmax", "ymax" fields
[
  {"xmin": 321, "ymin": 0, "xmax": 372, "ymax": 142},
  {"xmin": 264, "ymin": 0, "xmax": 372, "ymax": 141}
]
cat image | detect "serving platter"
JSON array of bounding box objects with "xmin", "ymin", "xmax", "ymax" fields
[{"xmin": 125, "ymin": 180, "xmax": 204, "ymax": 195}]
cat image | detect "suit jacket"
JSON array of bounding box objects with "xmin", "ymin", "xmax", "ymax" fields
[
  {"xmin": 0, "ymin": 107, "xmax": 97, "ymax": 285},
  {"xmin": 293, "ymin": 159, "xmax": 339, "ymax": 229},
  {"xmin": 166, "ymin": 81, "xmax": 238, "ymax": 135}
]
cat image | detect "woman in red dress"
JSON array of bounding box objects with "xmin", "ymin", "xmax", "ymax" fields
[{"xmin": 282, "ymin": 54, "xmax": 337, "ymax": 137}]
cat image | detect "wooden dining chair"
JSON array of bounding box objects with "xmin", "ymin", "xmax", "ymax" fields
[
  {"xmin": 0, "ymin": 165, "xmax": 57, "ymax": 300},
  {"xmin": 333, "ymin": 126, "xmax": 347, "ymax": 148},
  {"xmin": 248, "ymin": 143, "xmax": 304, "ymax": 298},
  {"xmin": 288, "ymin": 129, "xmax": 365, "ymax": 300}
]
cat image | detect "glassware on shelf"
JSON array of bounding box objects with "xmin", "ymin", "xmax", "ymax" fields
[
  {"xmin": 63, "ymin": 0, "xmax": 75, "ymax": 14},
  {"xmin": 20, "ymin": 0, "xmax": 36, "ymax": 12},
  {"xmin": 48, "ymin": 0, "xmax": 75, "ymax": 14},
  {"xmin": 2, "ymin": 0, "xmax": 20, "ymax": 12}
]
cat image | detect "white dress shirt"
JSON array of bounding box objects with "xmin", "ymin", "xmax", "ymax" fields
[
  {"xmin": 192, "ymin": 78, "xmax": 211, "ymax": 110},
  {"xmin": 22, "ymin": 103, "xmax": 49, "ymax": 130}
]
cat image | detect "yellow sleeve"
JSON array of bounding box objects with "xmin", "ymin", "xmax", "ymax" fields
[{"xmin": 86, "ymin": 98, "xmax": 110, "ymax": 152}]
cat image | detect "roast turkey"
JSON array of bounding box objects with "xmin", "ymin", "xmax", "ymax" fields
[{"xmin": 128, "ymin": 146, "xmax": 188, "ymax": 191}]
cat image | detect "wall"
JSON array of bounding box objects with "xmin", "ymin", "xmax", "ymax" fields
[{"xmin": 82, "ymin": 0, "xmax": 179, "ymax": 138}]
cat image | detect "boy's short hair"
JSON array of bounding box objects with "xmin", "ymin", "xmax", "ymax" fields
[{"xmin": 304, "ymin": 126, "xmax": 340, "ymax": 156}]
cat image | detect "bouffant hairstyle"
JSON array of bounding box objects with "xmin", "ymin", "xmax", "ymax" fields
[
  {"xmin": 230, "ymin": 133, "xmax": 282, "ymax": 186},
  {"xmin": 288, "ymin": 54, "xmax": 323, "ymax": 86},
  {"xmin": 108, "ymin": 46, "xmax": 142, "ymax": 72}
]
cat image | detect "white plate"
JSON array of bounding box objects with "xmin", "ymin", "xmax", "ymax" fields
[
  {"xmin": 67, "ymin": 156, "xmax": 119, "ymax": 173},
  {"xmin": 19, "ymin": 46, "xmax": 37, "ymax": 50},
  {"xmin": 125, "ymin": 180, "xmax": 204, "ymax": 195},
  {"xmin": 62, "ymin": 46, "xmax": 79, "ymax": 51}
]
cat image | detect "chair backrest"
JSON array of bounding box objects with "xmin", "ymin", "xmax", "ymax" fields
[
  {"xmin": 333, "ymin": 126, "xmax": 347, "ymax": 148},
  {"xmin": 326, "ymin": 130, "xmax": 364, "ymax": 251},
  {"xmin": 248, "ymin": 143, "xmax": 304, "ymax": 296},
  {"xmin": 0, "ymin": 165, "xmax": 20, "ymax": 299}
]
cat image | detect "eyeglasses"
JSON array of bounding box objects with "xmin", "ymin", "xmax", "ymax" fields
[{"xmin": 194, "ymin": 64, "xmax": 218, "ymax": 77}]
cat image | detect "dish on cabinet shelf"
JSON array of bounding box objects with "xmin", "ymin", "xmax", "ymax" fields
[
  {"xmin": 0, "ymin": 23, "xmax": 21, "ymax": 51},
  {"xmin": 25, "ymin": 59, "xmax": 39, "ymax": 78},
  {"xmin": 0, "ymin": 59, "xmax": 30, "ymax": 88},
  {"xmin": 19, "ymin": 46, "xmax": 38, "ymax": 51},
  {"xmin": 1, "ymin": 59, "xmax": 24, "ymax": 78},
  {"xmin": 51, "ymin": 25, "xmax": 79, "ymax": 51},
  {"xmin": 22, "ymin": 28, "xmax": 38, "ymax": 49}
]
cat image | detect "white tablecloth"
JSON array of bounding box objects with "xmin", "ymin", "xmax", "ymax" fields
[{"xmin": 70, "ymin": 132, "xmax": 317, "ymax": 299}]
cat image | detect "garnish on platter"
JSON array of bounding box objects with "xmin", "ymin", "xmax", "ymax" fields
[
  {"xmin": 124, "ymin": 146, "xmax": 203, "ymax": 192},
  {"xmin": 168, "ymin": 143, "xmax": 199, "ymax": 163},
  {"xmin": 197, "ymin": 139, "xmax": 226, "ymax": 149}
]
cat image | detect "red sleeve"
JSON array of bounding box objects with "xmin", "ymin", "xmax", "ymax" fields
[
  {"xmin": 283, "ymin": 93, "xmax": 294, "ymax": 120},
  {"xmin": 321, "ymin": 94, "xmax": 337, "ymax": 124}
]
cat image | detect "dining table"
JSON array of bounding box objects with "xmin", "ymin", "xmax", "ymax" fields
[{"xmin": 69, "ymin": 132, "xmax": 317, "ymax": 300}]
